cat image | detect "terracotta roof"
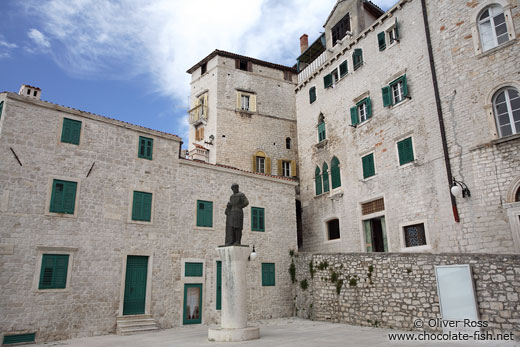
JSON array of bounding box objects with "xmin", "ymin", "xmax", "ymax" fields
[
  {"xmin": 187, "ymin": 49, "xmax": 297, "ymax": 74},
  {"xmin": 21, "ymin": 84, "xmax": 42, "ymax": 90},
  {"xmin": 194, "ymin": 143, "xmax": 209, "ymax": 150}
]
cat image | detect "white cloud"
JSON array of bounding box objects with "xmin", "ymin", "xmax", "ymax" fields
[
  {"xmin": 28, "ymin": 28, "xmax": 51, "ymax": 48},
  {"xmin": 0, "ymin": 35, "xmax": 18, "ymax": 58}
]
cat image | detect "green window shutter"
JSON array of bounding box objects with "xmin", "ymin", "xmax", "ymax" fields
[
  {"xmin": 377, "ymin": 32, "xmax": 386, "ymax": 51},
  {"xmin": 394, "ymin": 18, "xmax": 399, "ymax": 40},
  {"xmin": 251, "ymin": 207, "xmax": 265, "ymax": 231},
  {"xmin": 138, "ymin": 136, "xmax": 153, "ymax": 160},
  {"xmin": 401, "ymin": 74, "xmax": 408, "ymax": 97},
  {"xmin": 350, "ymin": 106, "xmax": 359, "ymax": 126},
  {"xmin": 132, "ymin": 191, "xmax": 152, "ymax": 221},
  {"xmin": 54, "ymin": 255, "xmax": 69, "ymax": 288},
  {"xmin": 309, "ymin": 87, "xmax": 316, "ymax": 104},
  {"xmin": 318, "ymin": 122, "xmax": 326, "ymax": 141},
  {"xmin": 315, "ymin": 167, "xmax": 322, "ymax": 195},
  {"xmin": 366, "ymin": 97, "xmax": 372, "ymax": 118},
  {"xmin": 216, "ymin": 261, "xmax": 222, "ymax": 310},
  {"xmin": 262, "ymin": 263, "xmax": 275, "ymax": 286},
  {"xmin": 397, "ymin": 137, "xmax": 414, "ymax": 165},
  {"xmin": 62, "ymin": 181, "xmax": 77, "ymax": 214},
  {"xmin": 185, "ymin": 262, "xmax": 203, "ymax": 277},
  {"xmin": 39, "ymin": 254, "xmax": 69, "ymax": 289},
  {"xmin": 323, "ymin": 74, "xmax": 332, "ymax": 88},
  {"xmin": 50, "ymin": 179, "xmax": 77, "ymax": 214},
  {"xmin": 353, "ymin": 49, "xmax": 363, "ymax": 70},
  {"xmin": 382, "ymin": 86, "xmax": 392, "ymax": 107},
  {"xmin": 0, "ymin": 101, "xmax": 4, "ymax": 120},
  {"xmin": 196, "ymin": 200, "xmax": 213, "ymax": 227},
  {"xmin": 61, "ymin": 118, "xmax": 82, "ymax": 145},
  {"xmin": 322, "ymin": 163, "xmax": 329, "ymax": 193},
  {"xmin": 3, "ymin": 333, "xmax": 36, "ymax": 345},
  {"xmin": 331, "ymin": 157, "xmax": 341, "ymax": 189},
  {"xmin": 362, "ymin": 153, "xmax": 375, "ymax": 179},
  {"xmin": 339, "ymin": 60, "xmax": 348, "ymax": 77}
]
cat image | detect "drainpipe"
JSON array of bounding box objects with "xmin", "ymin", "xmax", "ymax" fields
[{"xmin": 420, "ymin": 0, "xmax": 460, "ymax": 222}]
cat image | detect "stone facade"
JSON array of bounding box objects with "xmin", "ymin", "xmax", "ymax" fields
[
  {"xmin": 294, "ymin": 252, "xmax": 520, "ymax": 337},
  {"xmin": 0, "ymin": 92, "xmax": 297, "ymax": 343}
]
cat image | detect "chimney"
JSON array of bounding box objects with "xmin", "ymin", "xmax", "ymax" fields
[
  {"xmin": 300, "ymin": 34, "xmax": 309, "ymax": 54},
  {"xmin": 19, "ymin": 84, "xmax": 41, "ymax": 100}
]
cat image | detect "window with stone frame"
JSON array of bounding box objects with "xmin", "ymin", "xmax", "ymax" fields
[
  {"xmin": 195, "ymin": 125, "xmax": 204, "ymax": 141},
  {"xmin": 403, "ymin": 223, "xmax": 427, "ymax": 247},
  {"xmin": 282, "ymin": 161, "xmax": 291, "ymax": 177},
  {"xmin": 286, "ymin": 137, "xmax": 292, "ymax": 149},
  {"xmin": 236, "ymin": 91, "xmax": 256, "ymax": 113},
  {"xmin": 478, "ymin": 5, "xmax": 509, "ymax": 52},
  {"xmin": 327, "ymin": 219, "xmax": 340, "ymax": 240},
  {"xmin": 256, "ymin": 156, "xmax": 265, "ymax": 173},
  {"xmin": 493, "ymin": 87, "xmax": 520, "ymax": 138},
  {"xmin": 350, "ymin": 97, "xmax": 372, "ymax": 126}
]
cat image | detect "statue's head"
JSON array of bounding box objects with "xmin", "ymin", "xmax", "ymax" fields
[{"xmin": 231, "ymin": 183, "xmax": 239, "ymax": 193}]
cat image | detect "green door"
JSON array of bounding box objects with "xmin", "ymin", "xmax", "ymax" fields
[
  {"xmin": 183, "ymin": 284, "xmax": 202, "ymax": 324},
  {"xmin": 123, "ymin": 256, "xmax": 148, "ymax": 315}
]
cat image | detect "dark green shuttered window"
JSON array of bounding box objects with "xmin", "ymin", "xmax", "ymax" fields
[
  {"xmin": 315, "ymin": 166, "xmax": 322, "ymax": 195},
  {"xmin": 331, "ymin": 156, "xmax": 341, "ymax": 189},
  {"xmin": 322, "ymin": 162, "xmax": 329, "ymax": 193},
  {"xmin": 382, "ymin": 74, "xmax": 408, "ymax": 107},
  {"xmin": 61, "ymin": 118, "xmax": 82, "ymax": 145},
  {"xmin": 216, "ymin": 261, "xmax": 222, "ymax": 310},
  {"xmin": 397, "ymin": 137, "xmax": 414, "ymax": 165},
  {"xmin": 262, "ymin": 263, "xmax": 275, "ymax": 286},
  {"xmin": 323, "ymin": 74, "xmax": 333, "ymax": 89},
  {"xmin": 362, "ymin": 153, "xmax": 376, "ymax": 179},
  {"xmin": 196, "ymin": 200, "xmax": 213, "ymax": 227},
  {"xmin": 50, "ymin": 179, "xmax": 77, "ymax": 214},
  {"xmin": 318, "ymin": 122, "xmax": 326, "ymax": 142},
  {"xmin": 353, "ymin": 49, "xmax": 363, "ymax": 70},
  {"xmin": 378, "ymin": 31, "xmax": 386, "ymax": 51},
  {"xmin": 138, "ymin": 136, "xmax": 153, "ymax": 160},
  {"xmin": 350, "ymin": 97, "xmax": 372, "ymax": 126},
  {"xmin": 185, "ymin": 262, "xmax": 203, "ymax": 277},
  {"xmin": 309, "ymin": 86, "xmax": 316, "ymax": 104},
  {"xmin": 339, "ymin": 60, "xmax": 348, "ymax": 77},
  {"xmin": 251, "ymin": 207, "xmax": 265, "ymax": 232},
  {"xmin": 0, "ymin": 101, "xmax": 4, "ymax": 120},
  {"xmin": 132, "ymin": 191, "xmax": 152, "ymax": 222},
  {"xmin": 3, "ymin": 333, "xmax": 36, "ymax": 345},
  {"xmin": 39, "ymin": 254, "xmax": 69, "ymax": 289}
]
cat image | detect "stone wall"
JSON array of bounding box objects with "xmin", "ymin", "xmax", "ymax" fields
[{"xmin": 294, "ymin": 252, "xmax": 520, "ymax": 337}]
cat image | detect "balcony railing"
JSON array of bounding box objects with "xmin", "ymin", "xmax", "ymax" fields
[
  {"xmin": 188, "ymin": 104, "xmax": 208, "ymax": 125},
  {"xmin": 298, "ymin": 51, "xmax": 328, "ymax": 84}
]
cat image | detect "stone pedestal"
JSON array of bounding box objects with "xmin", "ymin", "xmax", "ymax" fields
[{"xmin": 208, "ymin": 246, "xmax": 260, "ymax": 342}]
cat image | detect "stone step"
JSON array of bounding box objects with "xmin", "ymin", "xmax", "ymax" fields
[
  {"xmin": 117, "ymin": 319, "xmax": 157, "ymax": 328},
  {"xmin": 116, "ymin": 315, "xmax": 160, "ymax": 336},
  {"xmin": 117, "ymin": 325, "xmax": 160, "ymax": 336}
]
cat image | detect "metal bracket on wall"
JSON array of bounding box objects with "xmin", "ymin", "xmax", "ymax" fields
[{"xmin": 9, "ymin": 147, "xmax": 22, "ymax": 166}]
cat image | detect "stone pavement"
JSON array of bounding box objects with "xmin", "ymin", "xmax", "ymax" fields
[{"xmin": 37, "ymin": 318, "xmax": 519, "ymax": 347}]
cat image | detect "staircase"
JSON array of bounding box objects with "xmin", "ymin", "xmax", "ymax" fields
[{"xmin": 116, "ymin": 315, "xmax": 160, "ymax": 335}]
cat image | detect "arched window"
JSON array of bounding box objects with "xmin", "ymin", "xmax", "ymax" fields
[
  {"xmin": 286, "ymin": 137, "xmax": 291, "ymax": 149},
  {"xmin": 478, "ymin": 5, "xmax": 509, "ymax": 52},
  {"xmin": 331, "ymin": 156, "xmax": 341, "ymax": 189},
  {"xmin": 322, "ymin": 162, "xmax": 330, "ymax": 193},
  {"xmin": 516, "ymin": 186, "xmax": 520, "ymax": 202},
  {"xmin": 318, "ymin": 114, "xmax": 326, "ymax": 142},
  {"xmin": 493, "ymin": 87, "xmax": 519, "ymax": 137},
  {"xmin": 315, "ymin": 166, "xmax": 322, "ymax": 195}
]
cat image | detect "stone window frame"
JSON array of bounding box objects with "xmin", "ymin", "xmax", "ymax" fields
[
  {"xmin": 45, "ymin": 176, "xmax": 81, "ymax": 219},
  {"xmin": 357, "ymin": 196, "xmax": 389, "ymax": 252},
  {"xmin": 57, "ymin": 116, "xmax": 84, "ymax": 148},
  {"xmin": 323, "ymin": 216, "xmax": 341, "ymax": 243},
  {"xmin": 398, "ymin": 220, "xmax": 432, "ymax": 252},
  {"xmin": 32, "ymin": 246, "xmax": 78, "ymax": 293},
  {"xmin": 470, "ymin": 0, "xmax": 517, "ymax": 57},
  {"xmin": 236, "ymin": 89, "xmax": 257, "ymax": 113},
  {"xmin": 492, "ymin": 87, "xmax": 520, "ymax": 138},
  {"xmin": 194, "ymin": 199, "xmax": 214, "ymax": 231},
  {"xmin": 394, "ymin": 133, "xmax": 417, "ymax": 168},
  {"xmin": 135, "ymin": 133, "xmax": 156, "ymax": 161},
  {"xmin": 483, "ymin": 81, "xmax": 520, "ymax": 140},
  {"xmin": 360, "ymin": 150, "xmax": 377, "ymax": 181},
  {"xmin": 127, "ymin": 186, "xmax": 155, "ymax": 225}
]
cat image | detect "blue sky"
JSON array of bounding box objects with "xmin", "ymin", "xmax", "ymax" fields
[{"xmin": 0, "ymin": 0, "xmax": 398, "ymax": 147}]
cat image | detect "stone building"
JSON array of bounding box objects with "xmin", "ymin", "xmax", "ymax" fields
[{"xmin": 0, "ymin": 87, "xmax": 297, "ymax": 343}]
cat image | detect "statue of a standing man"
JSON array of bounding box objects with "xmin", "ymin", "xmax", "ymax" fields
[{"xmin": 225, "ymin": 183, "xmax": 249, "ymax": 246}]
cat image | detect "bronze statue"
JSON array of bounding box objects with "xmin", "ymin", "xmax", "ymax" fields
[{"xmin": 225, "ymin": 183, "xmax": 249, "ymax": 246}]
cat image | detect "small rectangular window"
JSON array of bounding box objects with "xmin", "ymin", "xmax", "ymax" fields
[
  {"xmin": 331, "ymin": 69, "xmax": 339, "ymax": 84},
  {"xmin": 261, "ymin": 263, "xmax": 275, "ymax": 286},
  {"xmin": 404, "ymin": 223, "xmax": 427, "ymax": 247},
  {"xmin": 283, "ymin": 71, "xmax": 292, "ymax": 81},
  {"xmin": 201, "ymin": 62, "xmax": 207, "ymax": 75},
  {"xmin": 241, "ymin": 95, "xmax": 250, "ymax": 111},
  {"xmin": 339, "ymin": 60, "xmax": 348, "ymax": 78},
  {"xmin": 138, "ymin": 136, "xmax": 153, "ymax": 160},
  {"xmin": 397, "ymin": 137, "xmax": 414, "ymax": 165},
  {"xmin": 61, "ymin": 118, "xmax": 82, "ymax": 145},
  {"xmin": 350, "ymin": 97, "xmax": 372, "ymax": 126},
  {"xmin": 309, "ymin": 86, "xmax": 316, "ymax": 104},
  {"xmin": 332, "ymin": 13, "xmax": 351, "ymax": 46},
  {"xmin": 185, "ymin": 262, "xmax": 203, "ymax": 277},
  {"xmin": 0, "ymin": 101, "xmax": 4, "ymax": 120},
  {"xmin": 132, "ymin": 191, "xmax": 153, "ymax": 222},
  {"xmin": 239, "ymin": 59, "xmax": 248, "ymax": 71},
  {"xmin": 196, "ymin": 200, "xmax": 213, "ymax": 227},
  {"xmin": 362, "ymin": 153, "xmax": 376, "ymax": 179},
  {"xmin": 327, "ymin": 219, "xmax": 340, "ymax": 240},
  {"xmin": 383, "ymin": 75, "xmax": 408, "ymax": 107},
  {"xmin": 39, "ymin": 254, "xmax": 69, "ymax": 289},
  {"xmin": 353, "ymin": 49, "xmax": 363, "ymax": 70},
  {"xmin": 255, "ymin": 156, "xmax": 265, "ymax": 173},
  {"xmin": 50, "ymin": 179, "xmax": 77, "ymax": 214},
  {"xmin": 378, "ymin": 31, "xmax": 386, "ymax": 51},
  {"xmin": 282, "ymin": 161, "xmax": 291, "ymax": 177},
  {"xmin": 252, "ymin": 207, "xmax": 265, "ymax": 232}
]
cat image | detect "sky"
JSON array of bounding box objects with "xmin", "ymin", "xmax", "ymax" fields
[{"xmin": 0, "ymin": 0, "xmax": 398, "ymax": 147}]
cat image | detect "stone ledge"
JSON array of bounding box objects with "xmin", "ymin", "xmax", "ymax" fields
[{"xmin": 208, "ymin": 326, "xmax": 260, "ymax": 342}]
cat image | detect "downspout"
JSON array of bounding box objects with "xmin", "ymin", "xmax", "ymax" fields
[
  {"xmin": 178, "ymin": 140, "xmax": 184, "ymax": 159},
  {"xmin": 420, "ymin": 0, "xmax": 460, "ymax": 222}
]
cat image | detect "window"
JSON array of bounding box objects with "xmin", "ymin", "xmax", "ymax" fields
[
  {"xmin": 378, "ymin": 32, "xmax": 386, "ymax": 51},
  {"xmin": 478, "ymin": 5, "xmax": 509, "ymax": 52},
  {"xmin": 350, "ymin": 97, "xmax": 372, "ymax": 126},
  {"xmin": 185, "ymin": 262, "xmax": 203, "ymax": 277},
  {"xmin": 493, "ymin": 87, "xmax": 520, "ymax": 137},
  {"xmin": 286, "ymin": 137, "xmax": 292, "ymax": 149},
  {"xmin": 339, "ymin": 60, "xmax": 348, "ymax": 78},
  {"xmin": 241, "ymin": 95, "xmax": 250, "ymax": 111},
  {"xmin": 516, "ymin": 187, "xmax": 520, "ymax": 202},
  {"xmin": 309, "ymin": 86, "xmax": 316, "ymax": 104},
  {"xmin": 3, "ymin": 333, "xmax": 36, "ymax": 345},
  {"xmin": 253, "ymin": 151, "xmax": 270, "ymax": 174},
  {"xmin": 196, "ymin": 200, "xmax": 213, "ymax": 227},
  {"xmin": 323, "ymin": 61, "xmax": 348, "ymax": 89},
  {"xmin": 195, "ymin": 126, "xmax": 204, "ymax": 141},
  {"xmin": 216, "ymin": 261, "xmax": 222, "ymax": 310},
  {"xmin": 281, "ymin": 160, "xmax": 291, "ymax": 177},
  {"xmin": 236, "ymin": 91, "xmax": 256, "ymax": 112},
  {"xmin": 0, "ymin": 101, "xmax": 4, "ymax": 119},
  {"xmin": 239, "ymin": 60, "xmax": 248, "ymax": 71},
  {"xmin": 315, "ymin": 166, "xmax": 322, "ymax": 195},
  {"xmin": 362, "ymin": 153, "xmax": 376, "ymax": 179},
  {"xmin": 50, "ymin": 179, "xmax": 77, "ymax": 214},
  {"xmin": 397, "ymin": 137, "xmax": 415, "ymax": 165},
  {"xmin": 251, "ymin": 207, "xmax": 265, "ymax": 232},
  {"xmin": 382, "ymin": 75, "xmax": 408, "ymax": 107},
  {"xmin": 403, "ymin": 223, "xmax": 427, "ymax": 247},
  {"xmin": 327, "ymin": 219, "xmax": 340, "ymax": 240},
  {"xmin": 332, "ymin": 13, "xmax": 351, "ymax": 46},
  {"xmin": 236, "ymin": 59, "xmax": 252, "ymax": 72},
  {"xmin": 261, "ymin": 263, "xmax": 275, "ymax": 286},
  {"xmin": 61, "ymin": 118, "xmax": 82, "ymax": 145},
  {"xmin": 283, "ymin": 71, "xmax": 292, "ymax": 81},
  {"xmin": 198, "ymin": 93, "xmax": 207, "ymax": 118},
  {"xmin": 201, "ymin": 62, "xmax": 207, "ymax": 75},
  {"xmin": 331, "ymin": 68, "xmax": 339, "ymax": 84},
  {"xmin": 138, "ymin": 136, "xmax": 153, "ymax": 160},
  {"xmin": 322, "ymin": 162, "xmax": 329, "ymax": 193},
  {"xmin": 353, "ymin": 49, "xmax": 363, "ymax": 71},
  {"xmin": 331, "ymin": 156, "xmax": 341, "ymax": 189},
  {"xmin": 39, "ymin": 254, "xmax": 69, "ymax": 289},
  {"xmin": 378, "ymin": 18, "xmax": 400, "ymax": 50},
  {"xmin": 362, "ymin": 198, "xmax": 385, "ymax": 215},
  {"xmin": 132, "ymin": 191, "xmax": 152, "ymax": 222},
  {"xmin": 318, "ymin": 114, "xmax": 326, "ymax": 142},
  {"xmin": 256, "ymin": 156, "xmax": 265, "ymax": 173}
]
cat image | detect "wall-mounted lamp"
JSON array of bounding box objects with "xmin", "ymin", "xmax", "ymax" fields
[
  {"xmin": 451, "ymin": 179, "xmax": 471, "ymax": 198},
  {"xmin": 204, "ymin": 134, "xmax": 215, "ymax": 146},
  {"xmin": 248, "ymin": 245, "xmax": 257, "ymax": 261}
]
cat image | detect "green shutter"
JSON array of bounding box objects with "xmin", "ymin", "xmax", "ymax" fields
[
  {"xmin": 331, "ymin": 157, "xmax": 341, "ymax": 189},
  {"xmin": 132, "ymin": 191, "xmax": 152, "ymax": 222},
  {"xmin": 262, "ymin": 263, "xmax": 275, "ymax": 286},
  {"xmin": 364, "ymin": 220, "xmax": 373, "ymax": 252},
  {"xmin": 397, "ymin": 137, "xmax": 414, "ymax": 165},
  {"xmin": 39, "ymin": 254, "xmax": 69, "ymax": 289},
  {"xmin": 382, "ymin": 86, "xmax": 392, "ymax": 107},
  {"xmin": 216, "ymin": 261, "xmax": 222, "ymax": 310},
  {"xmin": 185, "ymin": 262, "xmax": 203, "ymax": 277},
  {"xmin": 362, "ymin": 153, "xmax": 375, "ymax": 179},
  {"xmin": 0, "ymin": 101, "xmax": 4, "ymax": 120},
  {"xmin": 61, "ymin": 118, "xmax": 82, "ymax": 145},
  {"xmin": 401, "ymin": 74, "xmax": 408, "ymax": 97},
  {"xmin": 252, "ymin": 207, "xmax": 265, "ymax": 232},
  {"xmin": 394, "ymin": 18, "xmax": 399, "ymax": 41},
  {"xmin": 377, "ymin": 32, "xmax": 386, "ymax": 51},
  {"xmin": 318, "ymin": 122, "xmax": 326, "ymax": 141},
  {"xmin": 138, "ymin": 136, "xmax": 153, "ymax": 160},
  {"xmin": 350, "ymin": 106, "xmax": 359, "ymax": 126},
  {"xmin": 353, "ymin": 49, "xmax": 363, "ymax": 70},
  {"xmin": 366, "ymin": 97, "xmax": 372, "ymax": 118},
  {"xmin": 309, "ymin": 87, "xmax": 316, "ymax": 104},
  {"xmin": 196, "ymin": 200, "xmax": 213, "ymax": 227},
  {"xmin": 322, "ymin": 163, "xmax": 329, "ymax": 193},
  {"xmin": 323, "ymin": 74, "xmax": 332, "ymax": 88},
  {"xmin": 50, "ymin": 179, "xmax": 77, "ymax": 214},
  {"xmin": 339, "ymin": 60, "xmax": 348, "ymax": 77},
  {"xmin": 315, "ymin": 167, "xmax": 322, "ymax": 195},
  {"xmin": 3, "ymin": 333, "xmax": 36, "ymax": 345}
]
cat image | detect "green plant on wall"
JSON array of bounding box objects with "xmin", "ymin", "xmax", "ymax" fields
[
  {"xmin": 309, "ymin": 260, "xmax": 315, "ymax": 279},
  {"xmin": 317, "ymin": 261, "xmax": 328, "ymax": 270},
  {"xmin": 289, "ymin": 260, "xmax": 296, "ymax": 283},
  {"xmin": 300, "ymin": 279, "xmax": 308, "ymax": 290},
  {"xmin": 336, "ymin": 279, "xmax": 343, "ymax": 294}
]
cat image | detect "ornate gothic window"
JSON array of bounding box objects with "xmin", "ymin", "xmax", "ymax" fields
[
  {"xmin": 331, "ymin": 156, "xmax": 341, "ymax": 189},
  {"xmin": 315, "ymin": 166, "xmax": 322, "ymax": 195},
  {"xmin": 322, "ymin": 162, "xmax": 329, "ymax": 193}
]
